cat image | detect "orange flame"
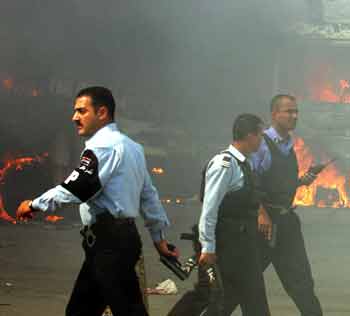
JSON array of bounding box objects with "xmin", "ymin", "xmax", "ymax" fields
[
  {"xmin": 0, "ymin": 153, "xmax": 48, "ymax": 183},
  {"xmin": 0, "ymin": 195, "xmax": 16, "ymax": 224},
  {"xmin": 312, "ymin": 80, "xmax": 350, "ymax": 104},
  {"xmin": 151, "ymin": 167, "xmax": 164, "ymax": 175},
  {"xmin": 45, "ymin": 215, "xmax": 64, "ymax": 223},
  {"xmin": 161, "ymin": 198, "xmax": 171, "ymax": 204},
  {"xmin": 0, "ymin": 153, "xmax": 49, "ymax": 223},
  {"xmin": 31, "ymin": 88, "xmax": 39, "ymax": 97},
  {"xmin": 339, "ymin": 79, "xmax": 350, "ymax": 90},
  {"xmin": 318, "ymin": 86, "xmax": 340, "ymax": 103},
  {"xmin": 2, "ymin": 79, "xmax": 13, "ymax": 90},
  {"xmin": 294, "ymin": 137, "xmax": 349, "ymax": 208}
]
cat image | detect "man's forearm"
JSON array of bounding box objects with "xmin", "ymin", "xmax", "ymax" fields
[{"xmin": 31, "ymin": 185, "xmax": 81, "ymax": 212}]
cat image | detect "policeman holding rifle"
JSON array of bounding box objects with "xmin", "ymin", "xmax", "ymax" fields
[{"xmin": 249, "ymin": 94, "xmax": 323, "ymax": 316}]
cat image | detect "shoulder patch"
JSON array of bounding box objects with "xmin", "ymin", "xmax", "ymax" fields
[{"xmin": 221, "ymin": 155, "xmax": 231, "ymax": 168}]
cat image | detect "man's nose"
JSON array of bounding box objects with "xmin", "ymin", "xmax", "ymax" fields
[{"xmin": 72, "ymin": 112, "xmax": 78, "ymax": 121}]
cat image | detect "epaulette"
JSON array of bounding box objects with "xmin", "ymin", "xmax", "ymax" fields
[{"xmin": 221, "ymin": 155, "xmax": 232, "ymax": 168}]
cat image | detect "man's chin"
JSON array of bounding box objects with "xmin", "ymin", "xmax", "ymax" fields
[
  {"xmin": 76, "ymin": 128, "xmax": 85, "ymax": 136},
  {"xmin": 288, "ymin": 123, "xmax": 297, "ymax": 131}
]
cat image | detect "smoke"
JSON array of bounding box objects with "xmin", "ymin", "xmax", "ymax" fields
[
  {"xmin": 0, "ymin": 1, "xmax": 314, "ymax": 183},
  {"xmin": 0, "ymin": 4, "xmax": 349, "ymax": 315},
  {"xmin": 0, "ymin": 1, "xmax": 308, "ymax": 111},
  {"xmin": 0, "ymin": 0, "xmax": 314, "ymax": 191}
]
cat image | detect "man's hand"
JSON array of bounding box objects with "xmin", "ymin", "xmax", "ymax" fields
[
  {"xmin": 199, "ymin": 252, "xmax": 217, "ymax": 266},
  {"xmin": 299, "ymin": 172, "xmax": 317, "ymax": 186},
  {"xmin": 154, "ymin": 240, "xmax": 179, "ymax": 258},
  {"xmin": 258, "ymin": 205, "xmax": 272, "ymax": 240},
  {"xmin": 16, "ymin": 200, "xmax": 35, "ymax": 221}
]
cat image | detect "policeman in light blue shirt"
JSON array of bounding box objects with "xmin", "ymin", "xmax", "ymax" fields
[
  {"xmin": 198, "ymin": 144, "xmax": 245, "ymax": 254},
  {"xmin": 17, "ymin": 86, "xmax": 177, "ymax": 316},
  {"xmin": 248, "ymin": 94, "xmax": 322, "ymax": 316},
  {"xmin": 197, "ymin": 114, "xmax": 270, "ymax": 316},
  {"xmin": 250, "ymin": 126, "xmax": 294, "ymax": 174}
]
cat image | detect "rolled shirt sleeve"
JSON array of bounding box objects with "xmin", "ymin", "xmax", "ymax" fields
[
  {"xmin": 31, "ymin": 185, "xmax": 81, "ymax": 212},
  {"xmin": 199, "ymin": 155, "xmax": 234, "ymax": 253}
]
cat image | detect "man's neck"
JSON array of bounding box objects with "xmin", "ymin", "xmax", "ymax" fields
[
  {"xmin": 85, "ymin": 121, "xmax": 114, "ymax": 140},
  {"xmin": 232, "ymin": 141, "xmax": 249, "ymax": 156},
  {"xmin": 271, "ymin": 123, "xmax": 290, "ymax": 140}
]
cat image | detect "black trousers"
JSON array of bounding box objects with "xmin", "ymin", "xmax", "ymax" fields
[
  {"xmin": 216, "ymin": 219, "xmax": 270, "ymax": 316},
  {"xmin": 260, "ymin": 211, "xmax": 322, "ymax": 316},
  {"xmin": 223, "ymin": 211, "xmax": 323, "ymax": 316},
  {"xmin": 168, "ymin": 219, "xmax": 270, "ymax": 316},
  {"xmin": 65, "ymin": 217, "xmax": 148, "ymax": 316},
  {"xmin": 167, "ymin": 268, "xmax": 210, "ymax": 316},
  {"xmin": 169, "ymin": 211, "xmax": 323, "ymax": 316}
]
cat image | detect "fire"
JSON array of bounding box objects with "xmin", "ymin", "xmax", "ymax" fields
[
  {"xmin": 0, "ymin": 195, "xmax": 16, "ymax": 224},
  {"xmin": 0, "ymin": 153, "xmax": 48, "ymax": 183},
  {"xmin": 45, "ymin": 215, "xmax": 64, "ymax": 223},
  {"xmin": 293, "ymin": 137, "xmax": 349, "ymax": 208},
  {"xmin": 0, "ymin": 153, "xmax": 48, "ymax": 223},
  {"xmin": 160, "ymin": 197, "xmax": 183, "ymax": 205},
  {"xmin": 339, "ymin": 79, "xmax": 350, "ymax": 90},
  {"xmin": 2, "ymin": 78, "xmax": 13, "ymax": 90},
  {"xmin": 32, "ymin": 88, "xmax": 39, "ymax": 97},
  {"xmin": 312, "ymin": 80, "xmax": 350, "ymax": 103},
  {"xmin": 317, "ymin": 85, "xmax": 340, "ymax": 103},
  {"xmin": 152, "ymin": 167, "xmax": 164, "ymax": 175}
]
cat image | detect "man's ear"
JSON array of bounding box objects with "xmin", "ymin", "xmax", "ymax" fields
[
  {"xmin": 97, "ymin": 105, "xmax": 109, "ymax": 120},
  {"xmin": 246, "ymin": 133, "xmax": 254, "ymax": 141}
]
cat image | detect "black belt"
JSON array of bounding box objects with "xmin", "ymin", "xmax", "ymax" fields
[
  {"xmin": 93, "ymin": 212, "xmax": 135, "ymax": 226},
  {"xmin": 265, "ymin": 204, "xmax": 296, "ymax": 216},
  {"xmin": 81, "ymin": 212, "xmax": 135, "ymax": 248},
  {"xmin": 218, "ymin": 217, "xmax": 257, "ymax": 233}
]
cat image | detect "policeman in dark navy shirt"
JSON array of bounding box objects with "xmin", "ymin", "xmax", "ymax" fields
[{"xmin": 17, "ymin": 86, "xmax": 177, "ymax": 316}]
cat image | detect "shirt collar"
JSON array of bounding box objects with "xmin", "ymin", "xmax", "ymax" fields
[
  {"xmin": 265, "ymin": 126, "xmax": 292, "ymax": 145},
  {"xmin": 226, "ymin": 144, "xmax": 246, "ymax": 162},
  {"xmin": 85, "ymin": 122, "xmax": 118, "ymax": 147}
]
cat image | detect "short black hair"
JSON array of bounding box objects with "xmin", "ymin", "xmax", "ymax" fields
[
  {"xmin": 76, "ymin": 86, "xmax": 116, "ymax": 119},
  {"xmin": 232, "ymin": 113, "xmax": 264, "ymax": 141},
  {"xmin": 270, "ymin": 94, "xmax": 296, "ymax": 112}
]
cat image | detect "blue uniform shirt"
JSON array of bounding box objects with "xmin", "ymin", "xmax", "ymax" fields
[
  {"xmin": 250, "ymin": 126, "xmax": 294, "ymax": 175},
  {"xmin": 32, "ymin": 122, "xmax": 170, "ymax": 242},
  {"xmin": 199, "ymin": 145, "xmax": 246, "ymax": 253}
]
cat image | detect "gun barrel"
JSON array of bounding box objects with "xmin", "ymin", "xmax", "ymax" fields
[
  {"xmin": 325, "ymin": 158, "xmax": 337, "ymax": 166},
  {"xmin": 180, "ymin": 233, "xmax": 195, "ymax": 240}
]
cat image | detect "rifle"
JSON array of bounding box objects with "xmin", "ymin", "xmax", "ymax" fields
[
  {"xmin": 159, "ymin": 226, "xmax": 199, "ymax": 281},
  {"xmin": 159, "ymin": 244, "xmax": 191, "ymax": 281},
  {"xmin": 181, "ymin": 225, "xmax": 225, "ymax": 316},
  {"xmin": 307, "ymin": 158, "xmax": 336, "ymax": 175},
  {"xmin": 159, "ymin": 225, "xmax": 224, "ymax": 288}
]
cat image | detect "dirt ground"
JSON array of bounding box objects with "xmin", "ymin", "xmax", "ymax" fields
[{"xmin": 0, "ymin": 203, "xmax": 349, "ymax": 316}]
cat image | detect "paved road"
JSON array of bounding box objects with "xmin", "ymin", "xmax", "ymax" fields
[{"xmin": 0, "ymin": 204, "xmax": 349, "ymax": 315}]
